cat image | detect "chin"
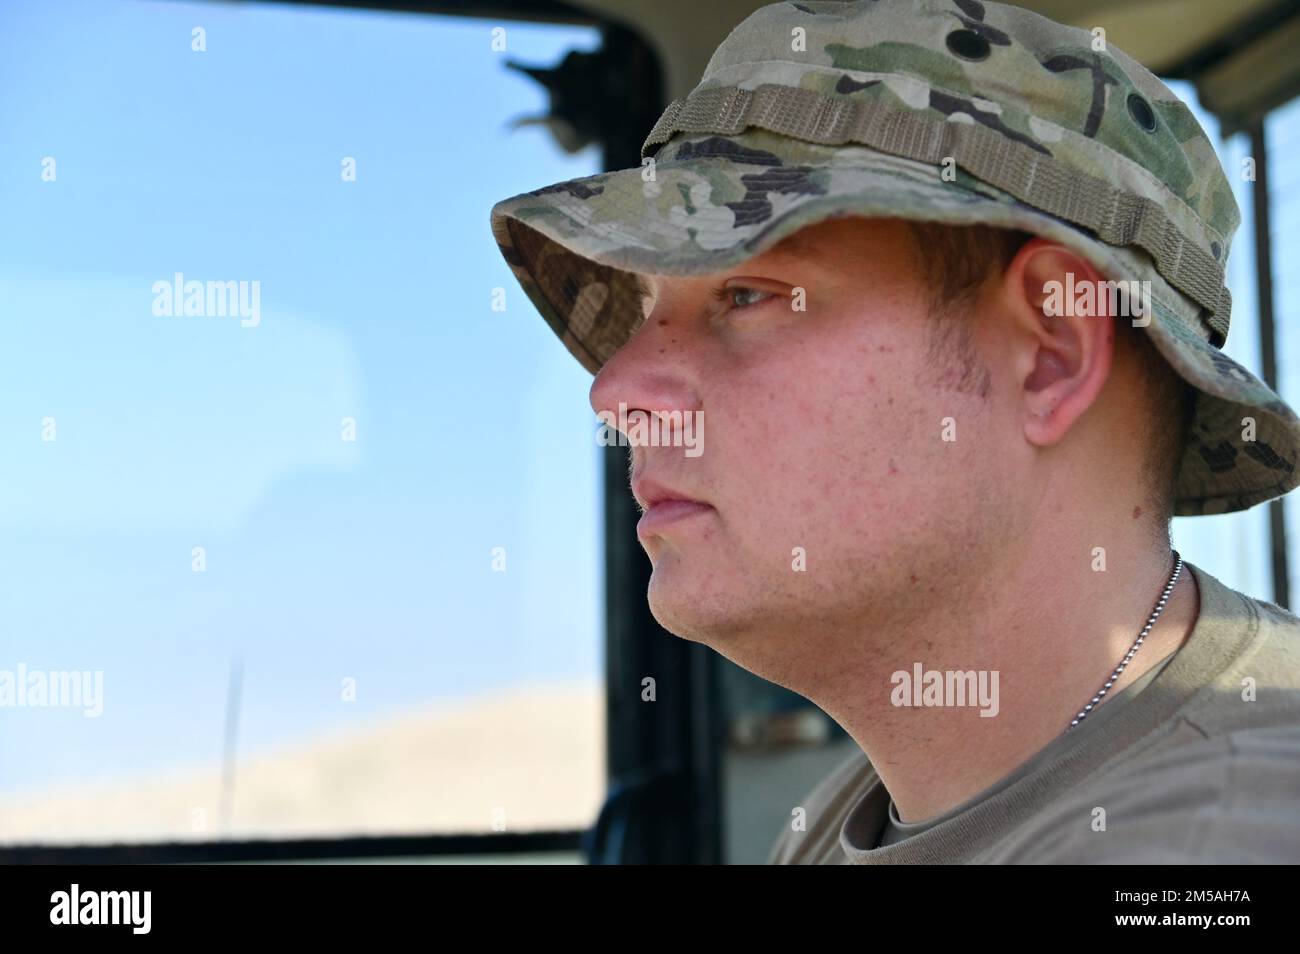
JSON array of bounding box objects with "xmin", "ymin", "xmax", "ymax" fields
[
  {"xmin": 646, "ymin": 567, "xmax": 701, "ymax": 640},
  {"xmin": 645, "ymin": 565, "xmax": 759, "ymax": 650}
]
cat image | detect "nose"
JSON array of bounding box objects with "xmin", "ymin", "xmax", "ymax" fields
[{"xmin": 587, "ymin": 287, "xmax": 701, "ymax": 427}]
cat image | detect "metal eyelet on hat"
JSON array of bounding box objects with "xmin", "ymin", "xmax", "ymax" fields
[
  {"xmin": 1127, "ymin": 92, "xmax": 1158, "ymax": 131},
  {"xmin": 946, "ymin": 29, "xmax": 990, "ymax": 61}
]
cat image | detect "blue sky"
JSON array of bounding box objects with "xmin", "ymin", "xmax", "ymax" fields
[{"xmin": 0, "ymin": 0, "xmax": 604, "ymax": 794}]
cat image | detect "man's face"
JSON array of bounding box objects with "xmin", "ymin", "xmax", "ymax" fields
[{"xmin": 588, "ymin": 216, "xmax": 1015, "ymax": 680}]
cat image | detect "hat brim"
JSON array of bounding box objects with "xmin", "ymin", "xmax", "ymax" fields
[{"xmin": 489, "ymin": 130, "xmax": 1300, "ymax": 516}]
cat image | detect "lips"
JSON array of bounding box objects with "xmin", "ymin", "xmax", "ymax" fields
[
  {"xmin": 631, "ymin": 477, "xmax": 713, "ymax": 538},
  {"xmin": 630, "ymin": 477, "xmax": 706, "ymax": 513}
]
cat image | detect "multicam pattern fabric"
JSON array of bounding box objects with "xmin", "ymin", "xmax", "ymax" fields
[{"xmin": 489, "ymin": 0, "xmax": 1300, "ymax": 516}]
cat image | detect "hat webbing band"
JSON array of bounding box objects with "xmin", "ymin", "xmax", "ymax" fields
[{"xmin": 641, "ymin": 82, "xmax": 1231, "ymax": 341}]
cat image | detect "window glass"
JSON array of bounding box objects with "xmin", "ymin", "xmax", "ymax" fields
[{"xmin": 0, "ymin": 0, "xmax": 604, "ymax": 843}]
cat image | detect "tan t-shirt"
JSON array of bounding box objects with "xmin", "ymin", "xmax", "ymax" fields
[
  {"xmin": 877, "ymin": 644, "xmax": 1181, "ymax": 847},
  {"xmin": 767, "ymin": 560, "xmax": 1300, "ymax": 863}
]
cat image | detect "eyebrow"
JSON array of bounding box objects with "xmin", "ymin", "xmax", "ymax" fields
[
  {"xmin": 633, "ymin": 231, "xmax": 819, "ymax": 300},
  {"xmin": 765, "ymin": 231, "xmax": 821, "ymax": 259}
]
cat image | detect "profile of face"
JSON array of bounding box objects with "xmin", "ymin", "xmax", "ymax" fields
[{"xmin": 587, "ymin": 215, "xmax": 1120, "ymax": 686}]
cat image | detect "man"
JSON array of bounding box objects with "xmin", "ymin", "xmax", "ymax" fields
[{"xmin": 489, "ymin": 0, "xmax": 1300, "ymax": 862}]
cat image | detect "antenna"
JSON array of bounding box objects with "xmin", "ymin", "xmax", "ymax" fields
[{"xmin": 218, "ymin": 657, "xmax": 243, "ymax": 836}]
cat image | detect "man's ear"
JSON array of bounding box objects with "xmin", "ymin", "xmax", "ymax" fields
[{"xmin": 999, "ymin": 238, "xmax": 1116, "ymax": 450}]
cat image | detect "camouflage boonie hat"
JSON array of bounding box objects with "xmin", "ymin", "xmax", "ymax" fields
[{"xmin": 489, "ymin": 0, "xmax": 1300, "ymax": 516}]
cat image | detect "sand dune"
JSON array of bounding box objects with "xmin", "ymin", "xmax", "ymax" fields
[{"xmin": 0, "ymin": 680, "xmax": 604, "ymax": 844}]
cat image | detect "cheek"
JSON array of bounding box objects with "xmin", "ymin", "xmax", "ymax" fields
[{"xmin": 712, "ymin": 333, "xmax": 927, "ymax": 529}]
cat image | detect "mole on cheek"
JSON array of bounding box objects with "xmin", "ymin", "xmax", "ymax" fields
[{"xmin": 658, "ymin": 319, "xmax": 670, "ymax": 327}]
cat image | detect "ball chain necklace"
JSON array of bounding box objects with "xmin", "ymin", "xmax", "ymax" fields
[{"xmin": 1066, "ymin": 549, "xmax": 1183, "ymax": 733}]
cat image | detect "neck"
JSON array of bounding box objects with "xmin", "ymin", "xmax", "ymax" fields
[{"xmin": 802, "ymin": 538, "xmax": 1201, "ymax": 823}]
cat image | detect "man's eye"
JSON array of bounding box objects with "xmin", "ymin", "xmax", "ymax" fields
[{"xmin": 711, "ymin": 283, "xmax": 775, "ymax": 312}]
